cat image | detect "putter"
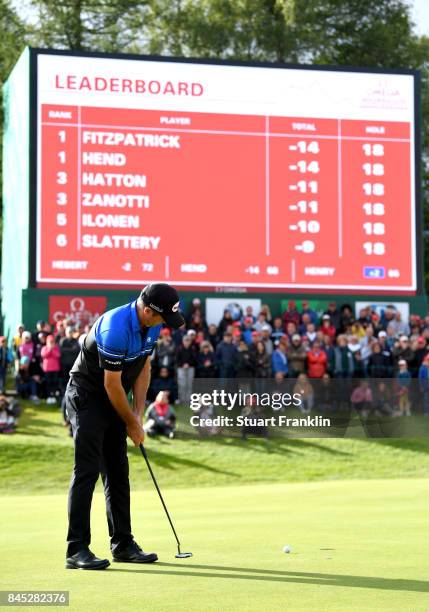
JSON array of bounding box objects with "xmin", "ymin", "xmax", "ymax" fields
[{"xmin": 139, "ymin": 444, "xmax": 193, "ymax": 559}]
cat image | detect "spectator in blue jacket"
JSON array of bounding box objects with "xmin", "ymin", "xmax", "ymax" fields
[
  {"xmin": 242, "ymin": 317, "xmax": 254, "ymax": 345},
  {"xmin": 272, "ymin": 341, "xmax": 288, "ymax": 381},
  {"xmin": 148, "ymin": 367, "xmax": 178, "ymax": 403},
  {"xmin": 301, "ymin": 300, "xmax": 318, "ymax": 325},
  {"xmin": 418, "ymin": 354, "xmax": 429, "ymax": 416},
  {"xmin": 271, "ymin": 317, "xmax": 284, "ymax": 347},
  {"xmin": 215, "ymin": 332, "xmax": 237, "ymax": 380},
  {"xmin": 0, "ymin": 336, "xmax": 13, "ymax": 394}
]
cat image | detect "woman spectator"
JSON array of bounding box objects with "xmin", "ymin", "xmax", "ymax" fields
[
  {"xmin": 368, "ymin": 341, "xmax": 390, "ymax": 378},
  {"xmin": 321, "ymin": 315, "xmax": 336, "ymax": 341},
  {"xmin": 176, "ymin": 335, "xmax": 197, "ymax": 404},
  {"xmin": 307, "ymin": 340, "xmax": 328, "ymax": 378},
  {"xmin": 260, "ymin": 304, "xmax": 273, "ymax": 325},
  {"xmin": 251, "ymin": 340, "xmax": 271, "ymax": 394},
  {"xmin": 217, "ymin": 309, "xmax": 234, "ymax": 338},
  {"xmin": 196, "ymin": 341, "xmax": 216, "ymax": 378},
  {"xmin": 41, "ymin": 335, "xmax": 61, "ymax": 404}
]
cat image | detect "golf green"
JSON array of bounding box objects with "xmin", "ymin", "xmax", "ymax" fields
[{"xmin": 1, "ymin": 479, "xmax": 428, "ymax": 611}]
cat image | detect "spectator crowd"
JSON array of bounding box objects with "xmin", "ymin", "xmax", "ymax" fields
[{"xmin": 4, "ymin": 298, "xmax": 429, "ymax": 432}]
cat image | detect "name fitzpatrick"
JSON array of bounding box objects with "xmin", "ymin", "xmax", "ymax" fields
[{"xmin": 190, "ymin": 415, "xmax": 331, "ymax": 428}]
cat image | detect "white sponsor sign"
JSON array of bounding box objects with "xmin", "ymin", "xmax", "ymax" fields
[
  {"xmin": 355, "ymin": 301, "xmax": 410, "ymax": 322},
  {"xmin": 205, "ymin": 298, "xmax": 262, "ymax": 326}
]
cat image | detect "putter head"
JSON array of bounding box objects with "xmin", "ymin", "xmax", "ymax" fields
[{"xmin": 175, "ymin": 552, "xmax": 193, "ymax": 559}]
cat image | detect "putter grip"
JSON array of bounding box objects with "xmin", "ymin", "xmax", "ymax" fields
[{"xmin": 139, "ymin": 443, "xmax": 148, "ymax": 459}]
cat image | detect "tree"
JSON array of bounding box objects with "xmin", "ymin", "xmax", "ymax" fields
[
  {"xmin": 29, "ymin": 0, "xmax": 147, "ymax": 51},
  {"xmin": 0, "ymin": 0, "xmax": 27, "ymax": 82},
  {"xmin": 0, "ymin": 0, "xmax": 27, "ymax": 267},
  {"xmin": 142, "ymin": 0, "xmax": 297, "ymax": 61}
]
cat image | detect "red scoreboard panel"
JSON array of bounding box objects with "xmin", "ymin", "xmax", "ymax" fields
[{"xmin": 35, "ymin": 52, "xmax": 419, "ymax": 292}]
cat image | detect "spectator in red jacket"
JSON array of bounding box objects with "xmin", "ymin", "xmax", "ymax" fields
[
  {"xmin": 321, "ymin": 315, "xmax": 336, "ymax": 341},
  {"xmin": 282, "ymin": 300, "xmax": 300, "ymax": 331},
  {"xmin": 41, "ymin": 335, "xmax": 61, "ymax": 404},
  {"xmin": 307, "ymin": 340, "xmax": 328, "ymax": 378}
]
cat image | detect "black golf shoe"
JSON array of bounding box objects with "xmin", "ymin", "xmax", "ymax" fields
[
  {"xmin": 66, "ymin": 548, "xmax": 110, "ymax": 570},
  {"xmin": 112, "ymin": 541, "xmax": 158, "ymax": 564}
]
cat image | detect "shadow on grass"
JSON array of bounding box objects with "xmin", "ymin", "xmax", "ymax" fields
[
  {"xmin": 372, "ymin": 438, "xmax": 429, "ymax": 455},
  {"xmin": 112, "ymin": 562, "xmax": 429, "ymax": 593},
  {"xmin": 18, "ymin": 416, "xmax": 63, "ymax": 438},
  {"xmin": 129, "ymin": 445, "xmax": 237, "ymax": 477},
  {"xmin": 174, "ymin": 431, "xmax": 350, "ymax": 457}
]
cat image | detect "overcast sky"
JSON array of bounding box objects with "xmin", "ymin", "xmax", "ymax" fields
[{"xmin": 410, "ymin": 0, "xmax": 429, "ymax": 36}]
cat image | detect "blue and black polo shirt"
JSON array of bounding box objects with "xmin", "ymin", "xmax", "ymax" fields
[{"xmin": 70, "ymin": 300, "xmax": 161, "ymax": 394}]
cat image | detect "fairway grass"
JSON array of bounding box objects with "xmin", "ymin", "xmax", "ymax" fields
[
  {"xmin": 2, "ymin": 401, "xmax": 429, "ymax": 494},
  {"xmin": 1, "ymin": 479, "xmax": 428, "ymax": 611}
]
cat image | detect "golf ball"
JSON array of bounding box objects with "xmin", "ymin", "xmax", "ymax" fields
[{"xmin": 283, "ymin": 545, "xmax": 291, "ymax": 554}]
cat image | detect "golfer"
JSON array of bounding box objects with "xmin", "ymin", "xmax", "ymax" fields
[{"xmin": 64, "ymin": 283, "xmax": 185, "ymax": 570}]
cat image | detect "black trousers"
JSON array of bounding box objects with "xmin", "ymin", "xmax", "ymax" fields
[{"xmin": 65, "ymin": 382, "xmax": 134, "ymax": 557}]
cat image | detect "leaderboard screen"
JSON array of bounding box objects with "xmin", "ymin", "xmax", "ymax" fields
[{"xmin": 35, "ymin": 51, "xmax": 419, "ymax": 291}]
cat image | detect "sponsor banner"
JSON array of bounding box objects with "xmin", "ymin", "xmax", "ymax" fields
[
  {"xmin": 49, "ymin": 295, "xmax": 107, "ymax": 326},
  {"xmin": 280, "ymin": 299, "xmax": 334, "ymax": 320},
  {"xmin": 205, "ymin": 298, "xmax": 262, "ymax": 326},
  {"xmin": 355, "ymin": 301, "xmax": 410, "ymax": 322}
]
